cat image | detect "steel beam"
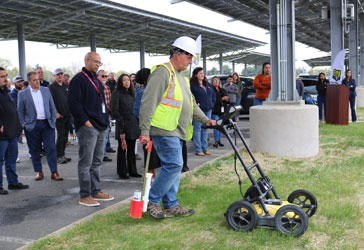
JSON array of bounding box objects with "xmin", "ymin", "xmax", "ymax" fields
[
  {"xmin": 360, "ymin": 13, "xmax": 364, "ymax": 86},
  {"xmin": 269, "ymin": 0, "xmax": 296, "ymax": 101},
  {"xmin": 330, "ymin": 0, "xmax": 344, "ymax": 66},
  {"xmin": 90, "ymin": 34, "xmax": 96, "ymax": 52},
  {"xmin": 140, "ymin": 40, "xmax": 145, "ymax": 69},
  {"xmin": 202, "ymin": 50, "xmax": 207, "ymax": 73},
  {"xmin": 349, "ymin": 0, "xmax": 358, "ymax": 82},
  {"xmin": 17, "ymin": 23, "xmax": 26, "ymax": 79},
  {"xmin": 219, "ymin": 53, "xmax": 223, "ymax": 75}
]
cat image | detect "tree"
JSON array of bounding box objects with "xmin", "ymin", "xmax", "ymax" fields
[
  {"xmin": 222, "ymin": 64, "xmax": 232, "ymax": 75},
  {"xmin": 207, "ymin": 67, "xmax": 218, "ymax": 76}
]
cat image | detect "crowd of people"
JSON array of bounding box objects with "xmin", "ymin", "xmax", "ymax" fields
[{"xmin": 0, "ymin": 35, "xmax": 356, "ymax": 219}]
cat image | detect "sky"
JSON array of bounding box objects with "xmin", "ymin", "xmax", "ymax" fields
[{"xmin": 0, "ymin": 0, "xmax": 328, "ymax": 75}]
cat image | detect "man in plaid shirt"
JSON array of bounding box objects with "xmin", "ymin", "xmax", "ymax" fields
[{"xmin": 97, "ymin": 70, "xmax": 115, "ymax": 162}]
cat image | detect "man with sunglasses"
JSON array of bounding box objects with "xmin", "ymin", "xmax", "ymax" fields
[
  {"xmin": 139, "ymin": 36, "xmax": 216, "ymax": 219},
  {"xmin": 49, "ymin": 68, "xmax": 72, "ymax": 164},
  {"xmin": 97, "ymin": 70, "xmax": 114, "ymax": 162},
  {"xmin": 68, "ymin": 52, "xmax": 114, "ymax": 207}
]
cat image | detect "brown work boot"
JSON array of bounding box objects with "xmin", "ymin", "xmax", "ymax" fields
[
  {"xmin": 165, "ymin": 205, "xmax": 195, "ymax": 218},
  {"xmin": 147, "ymin": 202, "xmax": 166, "ymax": 219},
  {"xmin": 79, "ymin": 197, "xmax": 100, "ymax": 207},
  {"xmin": 92, "ymin": 191, "xmax": 114, "ymax": 201}
]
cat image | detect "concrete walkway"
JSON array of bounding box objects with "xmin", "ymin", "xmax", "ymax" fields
[{"xmin": 0, "ymin": 118, "xmax": 250, "ymax": 250}]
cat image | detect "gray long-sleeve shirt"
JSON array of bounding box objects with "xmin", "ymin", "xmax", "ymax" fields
[
  {"xmin": 139, "ymin": 64, "xmax": 208, "ymax": 140},
  {"xmin": 223, "ymin": 82, "xmax": 239, "ymax": 103}
]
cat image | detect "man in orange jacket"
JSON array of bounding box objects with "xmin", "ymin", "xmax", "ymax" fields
[{"xmin": 253, "ymin": 62, "xmax": 271, "ymax": 106}]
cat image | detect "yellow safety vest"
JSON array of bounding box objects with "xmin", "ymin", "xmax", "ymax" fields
[{"xmin": 150, "ymin": 62, "xmax": 194, "ymax": 141}]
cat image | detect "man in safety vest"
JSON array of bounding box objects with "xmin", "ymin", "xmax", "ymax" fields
[{"xmin": 139, "ymin": 36, "xmax": 216, "ymax": 219}]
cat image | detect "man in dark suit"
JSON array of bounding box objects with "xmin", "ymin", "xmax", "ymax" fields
[
  {"xmin": 17, "ymin": 71, "xmax": 63, "ymax": 181},
  {"xmin": 0, "ymin": 67, "xmax": 29, "ymax": 195}
]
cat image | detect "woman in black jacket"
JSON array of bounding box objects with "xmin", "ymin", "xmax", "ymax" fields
[
  {"xmin": 211, "ymin": 76, "xmax": 229, "ymax": 148},
  {"xmin": 111, "ymin": 74, "xmax": 141, "ymax": 179},
  {"xmin": 316, "ymin": 72, "xmax": 328, "ymax": 121}
]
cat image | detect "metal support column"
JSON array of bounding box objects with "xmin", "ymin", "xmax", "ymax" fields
[
  {"xmin": 219, "ymin": 53, "xmax": 223, "ymax": 75},
  {"xmin": 349, "ymin": 0, "xmax": 358, "ymax": 81},
  {"xmin": 330, "ymin": 0, "xmax": 344, "ymax": 66},
  {"xmin": 17, "ymin": 24, "xmax": 26, "ymax": 79},
  {"xmin": 255, "ymin": 64, "xmax": 258, "ymax": 75},
  {"xmin": 360, "ymin": 13, "xmax": 364, "ymax": 86},
  {"xmin": 140, "ymin": 40, "xmax": 145, "ymax": 69},
  {"xmin": 269, "ymin": 0, "xmax": 296, "ymax": 101},
  {"xmin": 202, "ymin": 50, "xmax": 207, "ymax": 73},
  {"xmin": 90, "ymin": 34, "xmax": 96, "ymax": 52},
  {"xmin": 232, "ymin": 61, "xmax": 235, "ymax": 73},
  {"xmin": 244, "ymin": 63, "xmax": 247, "ymax": 75}
]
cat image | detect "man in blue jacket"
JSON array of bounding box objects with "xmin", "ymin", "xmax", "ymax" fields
[{"xmin": 68, "ymin": 52, "xmax": 114, "ymax": 207}]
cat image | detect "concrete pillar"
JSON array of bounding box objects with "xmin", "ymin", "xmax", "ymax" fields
[
  {"xmin": 250, "ymin": 102, "xmax": 319, "ymax": 158},
  {"xmin": 202, "ymin": 50, "xmax": 207, "ymax": 73},
  {"xmin": 90, "ymin": 34, "xmax": 96, "ymax": 52},
  {"xmin": 17, "ymin": 24, "xmax": 26, "ymax": 79},
  {"xmin": 330, "ymin": 0, "xmax": 344, "ymax": 66},
  {"xmin": 219, "ymin": 53, "xmax": 223, "ymax": 75},
  {"xmin": 140, "ymin": 40, "xmax": 145, "ymax": 69},
  {"xmin": 349, "ymin": 0, "xmax": 358, "ymax": 81},
  {"xmin": 250, "ymin": 0, "xmax": 318, "ymax": 158},
  {"xmin": 232, "ymin": 61, "xmax": 235, "ymax": 73}
]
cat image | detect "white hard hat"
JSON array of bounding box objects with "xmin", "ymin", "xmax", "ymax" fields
[{"xmin": 172, "ymin": 36, "xmax": 197, "ymax": 57}]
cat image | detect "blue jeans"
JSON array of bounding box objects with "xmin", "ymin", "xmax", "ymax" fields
[
  {"xmin": 253, "ymin": 98, "xmax": 265, "ymax": 106},
  {"xmin": 149, "ymin": 136, "xmax": 183, "ymax": 208},
  {"xmin": 77, "ymin": 126, "xmax": 106, "ymax": 198},
  {"xmin": 349, "ymin": 94, "xmax": 357, "ymax": 122},
  {"xmin": 0, "ymin": 138, "xmax": 19, "ymax": 188},
  {"xmin": 193, "ymin": 109, "xmax": 211, "ymax": 154},
  {"xmin": 25, "ymin": 121, "xmax": 57, "ymax": 173},
  {"xmin": 235, "ymin": 96, "xmax": 242, "ymax": 119},
  {"xmin": 211, "ymin": 114, "xmax": 221, "ymax": 142},
  {"xmin": 317, "ymin": 96, "xmax": 326, "ymax": 121}
]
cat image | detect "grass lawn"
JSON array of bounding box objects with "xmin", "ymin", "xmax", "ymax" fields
[{"xmin": 30, "ymin": 109, "xmax": 364, "ymax": 250}]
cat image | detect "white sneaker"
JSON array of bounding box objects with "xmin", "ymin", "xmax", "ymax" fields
[{"xmin": 16, "ymin": 158, "xmax": 20, "ymax": 163}]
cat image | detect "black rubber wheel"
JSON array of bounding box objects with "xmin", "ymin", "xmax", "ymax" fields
[
  {"xmin": 274, "ymin": 205, "xmax": 308, "ymax": 237},
  {"xmin": 287, "ymin": 189, "xmax": 317, "ymax": 217},
  {"xmin": 225, "ymin": 200, "xmax": 258, "ymax": 232}
]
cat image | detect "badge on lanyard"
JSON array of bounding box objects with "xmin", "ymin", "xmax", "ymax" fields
[{"xmin": 102, "ymin": 103, "xmax": 106, "ymax": 113}]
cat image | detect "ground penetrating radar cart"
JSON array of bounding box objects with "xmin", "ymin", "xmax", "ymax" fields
[{"xmin": 204, "ymin": 105, "xmax": 317, "ymax": 237}]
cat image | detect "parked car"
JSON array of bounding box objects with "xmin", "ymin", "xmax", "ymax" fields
[
  {"xmin": 207, "ymin": 75, "xmax": 255, "ymax": 114},
  {"xmin": 298, "ymin": 75, "xmax": 318, "ymax": 105}
]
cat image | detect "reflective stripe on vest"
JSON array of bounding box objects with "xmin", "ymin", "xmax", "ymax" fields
[
  {"xmin": 150, "ymin": 62, "xmax": 194, "ymax": 140},
  {"xmin": 159, "ymin": 63, "xmax": 182, "ymax": 108}
]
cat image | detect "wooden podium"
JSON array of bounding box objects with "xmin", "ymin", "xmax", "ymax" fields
[{"xmin": 326, "ymin": 84, "xmax": 349, "ymax": 125}]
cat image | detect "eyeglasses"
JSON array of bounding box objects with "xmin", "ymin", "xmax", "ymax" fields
[
  {"xmin": 88, "ymin": 59, "xmax": 103, "ymax": 66},
  {"xmin": 101, "ymin": 75, "xmax": 107, "ymax": 78},
  {"xmin": 0, "ymin": 74, "xmax": 8, "ymax": 79}
]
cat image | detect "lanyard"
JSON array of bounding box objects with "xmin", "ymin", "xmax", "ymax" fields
[{"xmin": 82, "ymin": 71, "xmax": 103, "ymax": 102}]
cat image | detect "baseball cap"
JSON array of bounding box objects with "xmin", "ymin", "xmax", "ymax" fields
[
  {"xmin": 53, "ymin": 68, "xmax": 64, "ymax": 75},
  {"xmin": 13, "ymin": 76, "xmax": 24, "ymax": 82}
]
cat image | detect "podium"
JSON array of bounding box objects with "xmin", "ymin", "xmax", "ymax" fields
[{"xmin": 326, "ymin": 84, "xmax": 349, "ymax": 125}]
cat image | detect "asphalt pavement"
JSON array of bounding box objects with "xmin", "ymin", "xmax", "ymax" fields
[{"xmin": 0, "ymin": 118, "xmax": 250, "ymax": 250}]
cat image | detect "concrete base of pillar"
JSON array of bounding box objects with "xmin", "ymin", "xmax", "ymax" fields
[
  {"xmin": 250, "ymin": 101, "xmax": 319, "ymax": 158},
  {"xmin": 356, "ymin": 87, "xmax": 364, "ymax": 107}
]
